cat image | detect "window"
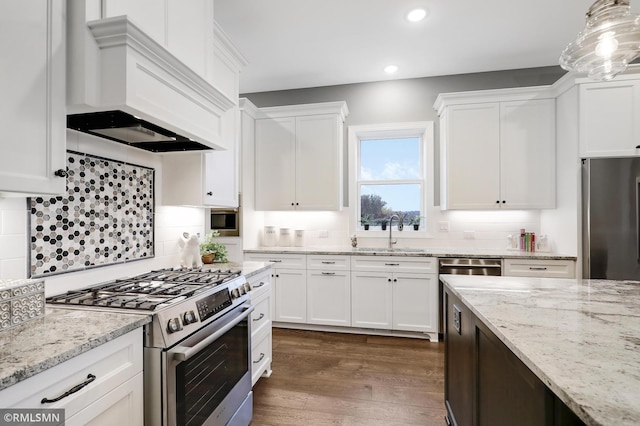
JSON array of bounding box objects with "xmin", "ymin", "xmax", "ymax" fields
[{"xmin": 349, "ymin": 122, "xmax": 434, "ymax": 233}]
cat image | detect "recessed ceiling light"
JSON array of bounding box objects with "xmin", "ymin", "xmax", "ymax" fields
[
  {"xmin": 407, "ymin": 8, "xmax": 427, "ymax": 22},
  {"xmin": 384, "ymin": 65, "xmax": 399, "ymax": 74}
]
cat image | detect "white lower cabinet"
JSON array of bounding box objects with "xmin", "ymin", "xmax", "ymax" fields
[
  {"xmin": 307, "ymin": 255, "xmax": 351, "ymax": 327},
  {"xmin": 503, "ymin": 258, "xmax": 576, "ymax": 279},
  {"xmin": 0, "ymin": 328, "xmax": 143, "ymax": 425},
  {"xmin": 246, "ymin": 269, "xmax": 273, "ymax": 386},
  {"xmin": 351, "ymin": 256, "xmax": 439, "ymax": 338}
]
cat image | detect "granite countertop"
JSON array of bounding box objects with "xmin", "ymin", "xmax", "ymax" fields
[
  {"xmin": 440, "ymin": 274, "xmax": 640, "ymax": 426},
  {"xmin": 0, "ymin": 307, "xmax": 150, "ymax": 391},
  {"xmin": 203, "ymin": 260, "xmax": 272, "ymax": 277},
  {"xmin": 244, "ymin": 246, "xmax": 577, "ymax": 260}
]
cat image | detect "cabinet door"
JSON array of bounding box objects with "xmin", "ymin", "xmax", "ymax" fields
[
  {"xmin": 295, "ymin": 114, "xmax": 342, "ymax": 210},
  {"xmin": 500, "ymin": 99, "xmax": 556, "ymax": 209},
  {"xmin": 203, "ymin": 108, "xmax": 239, "ymax": 207},
  {"xmin": 273, "ymin": 268, "xmax": 306, "ymax": 323},
  {"xmin": 0, "ymin": 0, "xmax": 66, "ymax": 195},
  {"xmin": 392, "ymin": 273, "xmax": 437, "ymax": 332},
  {"xmin": 161, "ymin": 153, "xmax": 206, "ymax": 206},
  {"xmin": 255, "ymin": 117, "xmax": 296, "ymax": 210},
  {"xmin": 580, "ymin": 80, "xmax": 640, "ymax": 158},
  {"xmin": 442, "ymin": 103, "xmax": 500, "ymax": 209},
  {"xmin": 307, "ymin": 270, "xmax": 350, "ymax": 326},
  {"xmin": 351, "ymin": 271, "xmax": 392, "ymax": 329}
]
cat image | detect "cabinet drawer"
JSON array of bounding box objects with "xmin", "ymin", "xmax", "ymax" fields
[
  {"xmin": 307, "ymin": 254, "xmax": 350, "ymax": 270},
  {"xmin": 251, "ymin": 330, "xmax": 272, "ymax": 386},
  {"xmin": 2, "ymin": 328, "xmax": 143, "ymax": 416},
  {"xmin": 244, "ymin": 253, "xmax": 306, "ymax": 269},
  {"xmin": 351, "ymin": 255, "xmax": 437, "ymax": 273},
  {"xmin": 503, "ymin": 259, "xmax": 575, "ymax": 278},
  {"xmin": 251, "ymin": 295, "xmax": 271, "ymax": 337},
  {"xmin": 247, "ymin": 269, "xmax": 272, "ymax": 299}
]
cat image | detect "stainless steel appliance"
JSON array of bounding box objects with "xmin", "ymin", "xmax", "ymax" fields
[
  {"xmin": 438, "ymin": 258, "xmax": 502, "ymax": 337},
  {"xmin": 47, "ymin": 268, "xmax": 255, "ymax": 426},
  {"xmin": 211, "ymin": 207, "xmax": 240, "ymax": 237},
  {"xmin": 583, "ymin": 157, "xmax": 640, "ymax": 279}
]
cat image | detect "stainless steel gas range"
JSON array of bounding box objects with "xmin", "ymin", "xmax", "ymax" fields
[{"xmin": 47, "ymin": 267, "xmax": 255, "ymax": 426}]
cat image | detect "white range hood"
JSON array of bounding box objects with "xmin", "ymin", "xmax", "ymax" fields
[{"xmin": 67, "ymin": 9, "xmax": 236, "ymax": 152}]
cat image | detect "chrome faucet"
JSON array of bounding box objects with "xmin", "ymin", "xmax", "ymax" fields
[{"xmin": 388, "ymin": 214, "xmax": 399, "ymax": 249}]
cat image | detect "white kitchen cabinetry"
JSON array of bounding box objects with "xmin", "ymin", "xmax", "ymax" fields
[
  {"xmin": 0, "ymin": 328, "xmax": 143, "ymax": 425},
  {"xmin": 350, "ymin": 256, "xmax": 438, "ymax": 338},
  {"xmin": 244, "ymin": 253, "xmax": 307, "ymax": 323},
  {"xmin": 162, "ymin": 109, "xmax": 239, "ymax": 207},
  {"xmin": 246, "ymin": 269, "xmax": 273, "ymax": 386},
  {"xmin": 255, "ymin": 102, "xmax": 349, "ymax": 211},
  {"xmin": 435, "ymin": 89, "xmax": 556, "ymax": 210},
  {"xmin": 579, "ymin": 77, "xmax": 640, "ymax": 158},
  {"xmin": 306, "ymin": 255, "xmax": 351, "ymax": 327},
  {"xmin": 0, "ymin": 0, "xmax": 66, "ymax": 195},
  {"xmin": 503, "ymin": 258, "xmax": 576, "ymax": 279}
]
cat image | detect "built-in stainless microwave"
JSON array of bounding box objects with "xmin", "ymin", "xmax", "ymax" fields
[{"xmin": 210, "ymin": 207, "xmax": 240, "ymax": 236}]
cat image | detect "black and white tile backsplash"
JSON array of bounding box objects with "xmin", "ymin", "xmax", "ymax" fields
[{"xmin": 29, "ymin": 151, "xmax": 155, "ymax": 277}]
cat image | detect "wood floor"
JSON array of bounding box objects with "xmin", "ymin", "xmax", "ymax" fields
[{"xmin": 250, "ymin": 328, "xmax": 446, "ymax": 425}]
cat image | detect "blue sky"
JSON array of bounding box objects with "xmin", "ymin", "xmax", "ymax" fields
[{"xmin": 360, "ymin": 138, "xmax": 421, "ymax": 212}]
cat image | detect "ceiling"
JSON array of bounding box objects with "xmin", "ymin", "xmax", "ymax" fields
[{"xmin": 213, "ymin": 0, "xmax": 621, "ymax": 94}]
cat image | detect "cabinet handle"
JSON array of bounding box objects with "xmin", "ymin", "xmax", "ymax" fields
[
  {"xmin": 388, "ymin": 278, "xmax": 392, "ymax": 282},
  {"xmin": 496, "ymin": 200, "xmax": 500, "ymax": 204},
  {"xmin": 268, "ymin": 260, "xmax": 282, "ymax": 263},
  {"xmin": 393, "ymin": 278, "xmax": 397, "ymax": 282},
  {"xmin": 253, "ymin": 281, "xmax": 265, "ymax": 288},
  {"xmin": 291, "ymin": 202, "xmax": 295, "ymax": 206},
  {"xmin": 502, "ymin": 200, "xmax": 506, "ymax": 204},
  {"xmin": 253, "ymin": 313, "xmax": 265, "ymax": 321},
  {"xmin": 384, "ymin": 263, "xmax": 399, "ymax": 266},
  {"xmin": 54, "ymin": 168, "xmax": 68, "ymax": 178},
  {"xmin": 321, "ymin": 261, "xmax": 335, "ymax": 264},
  {"xmin": 321, "ymin": 272, "xmax": 335, "ymax": 276},
  {"xmin": 206, "ymin": 191, "xmax": 213, "ymax": 196},
  {"xmin": 529, "ymin": 267, "xmax": 548, "ymax": 271},
  {"xmin": 253, "ymin": 352, "xmax": 265, "ymax": 364},
  {"xmin": 41, "ymin": 374, "xmax": 96, "ymax": 404}
]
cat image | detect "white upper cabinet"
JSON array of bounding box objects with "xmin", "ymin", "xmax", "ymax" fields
[
  {"xmin": 435, "ymin": 88, "xmax": 556, "ymax": 210},
  {"xmin": 0, "ymin": 0, "xmax": 66, "ymax": 195},
  {"xmin": 579, "ymin": 77, "xmax": 640, "ymax": 158},
  {"xmin": 255, "ymin": 102, "xmax": 349, "ymax": 211}
]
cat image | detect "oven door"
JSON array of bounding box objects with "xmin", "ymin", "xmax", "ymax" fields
[{"xmin": 166, "ymin": 304, "xmax": 254, "ymax": 426}]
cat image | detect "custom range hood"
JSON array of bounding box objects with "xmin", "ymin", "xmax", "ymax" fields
[{"xmin": 67, "ymin": 6, "xmax": 238, "ymax": 153}]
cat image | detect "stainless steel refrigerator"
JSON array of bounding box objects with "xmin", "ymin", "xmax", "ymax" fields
[{"xmin": 583, "ymin": 157, "xmax": 640, "ymax": 280}]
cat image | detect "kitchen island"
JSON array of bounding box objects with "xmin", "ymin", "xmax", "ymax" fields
[{"xmin": 440, "ymin": 274, "xmax": 640, "ymax": 426}]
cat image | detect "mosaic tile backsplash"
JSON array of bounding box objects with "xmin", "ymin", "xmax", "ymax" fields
[{"xmin": 29, "ymin": 151, "xmax": 154, "ymax": 277}]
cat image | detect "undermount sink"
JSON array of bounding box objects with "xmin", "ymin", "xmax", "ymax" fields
[{"xmin": 353, "ymin": 247, "xmax": 426, "ymax": 253}]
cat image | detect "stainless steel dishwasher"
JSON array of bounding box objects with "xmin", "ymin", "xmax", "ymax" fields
[{"xmin": 438, "ymin": 258, "xmax": 502, "ymax": 336}]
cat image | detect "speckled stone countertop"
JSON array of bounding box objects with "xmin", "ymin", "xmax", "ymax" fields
[
  {"xmin": 0, "ymin": 307, "xmax": 150, "ymax": 391},
  {"xmin": 244, "ymin": 246, "xmax": 577, "ymax": 260},
  {"xmin": 202, "ymin": 260, "xmax": 272, "ymax": 276},
  {"xmin": 440, "ymin": 275, "xmax": 640, "ymax": 426}
]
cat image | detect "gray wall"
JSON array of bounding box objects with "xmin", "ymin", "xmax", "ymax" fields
[{"xmin": 242, "ymin": 66, "xmax": 566, "ymax": 205}]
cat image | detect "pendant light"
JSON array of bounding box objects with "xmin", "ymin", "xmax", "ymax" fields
[{"xmin": 559, "ymin": 0, "xmax": 640, "ymax": 81}]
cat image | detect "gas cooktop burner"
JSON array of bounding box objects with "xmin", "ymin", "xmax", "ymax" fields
[{"xmin": 46, "ymin": 267, "xmax": 243, "ymax": 311}]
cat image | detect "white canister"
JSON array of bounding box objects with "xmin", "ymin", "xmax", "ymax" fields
[
  {"xmin": 294, "ymin": 229, "xmax": 305, "ymax": 247},
  {"xmin": 279, "ymin": 228, "xmax": 291, "ymax": 246},
  {"xmin": 263, "ymin": 226, "xmax": 277, "ymax": 247}
]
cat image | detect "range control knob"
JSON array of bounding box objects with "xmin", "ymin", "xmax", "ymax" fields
[
  {"xmin": 238, "ymin": 286, "xmax": 246, "ymax": 296},
  {"xmin": 243, "ymin": 283, "xmax": 252, "ymax": 293},
  {"xmin": 183, "ymin": 311, "xmax": 197, "ymax": 324},
  {"xmin": 231, "ymin": 288, "xmax": 241, "ymax": 299},
  {"xmin": 167, "ymin": 318, "xmax": 183, "ymax": 333}
]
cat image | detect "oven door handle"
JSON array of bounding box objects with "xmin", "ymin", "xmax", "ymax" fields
[{"xmin": 172, "ymin": 304, "xmax": 255, "ymax": 362}]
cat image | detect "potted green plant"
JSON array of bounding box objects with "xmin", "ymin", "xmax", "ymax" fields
[
  {"xmin": 360, "ymin": 214, "xmax": 373, "ymax": 230},
  {"xmin": 200, "ymin": 230, "xmax": 228, "ymax": 263},
  {"xmin": 409, "ymin": 216, "xmax": 422, "ymax": 230},
  {"xmin": 379, "ymin": 217, "xmax": 389, "ymax": 231}
]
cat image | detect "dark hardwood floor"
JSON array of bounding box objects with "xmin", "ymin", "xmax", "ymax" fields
[{"xmin": 251, "ymin": 328, "xmax": 446, "ymax": 425}]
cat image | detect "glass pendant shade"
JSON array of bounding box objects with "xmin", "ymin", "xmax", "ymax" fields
[{"xmin": 560, "ymin": 0, "xmax": 640, "ymax": 80}]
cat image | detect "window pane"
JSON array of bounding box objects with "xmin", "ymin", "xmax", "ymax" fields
[
  {"xmin": 360, "ymin": 138, "xmax": 421, "ymax": 180},
  {"xmin": 360, "ymin": 184, "xmax": 421, "ymax": 222}
]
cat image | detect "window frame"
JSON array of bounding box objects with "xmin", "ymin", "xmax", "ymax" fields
[{"xmin": 348, "ymin": 121, "xmax": 434, "ymax": 238}]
